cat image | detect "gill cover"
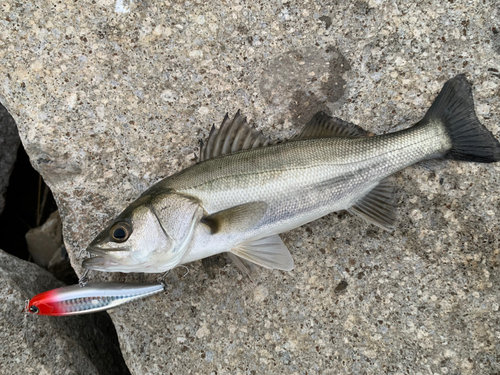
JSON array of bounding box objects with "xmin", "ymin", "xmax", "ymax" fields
[
  {"xmin": 148, "ymin": 192, "xmax": 204, "ymax": 269},
  {"xmin": 84, "ymin": 192, "xmax": 203, "ymax": 273}
]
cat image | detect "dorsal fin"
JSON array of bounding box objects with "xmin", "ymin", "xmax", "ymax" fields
[
  {"xmin": 297, "ymin": 111, "xmax": 373, "ymax": 139},
  {"xmin": 198, "ymin": 111, "xmax": 272, "ymax": 162}
]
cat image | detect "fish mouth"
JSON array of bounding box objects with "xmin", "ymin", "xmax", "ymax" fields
[
  {"xmin": 83, "ymin": 246, "xmax": 129, "ymax": 271},
  {"xmin": 83, "ymin": 254, "xmax": 152, "ymax": 273},
  {"xmin": 82, "ymin": 256, "xmax": 119, "ymax": 271},
  {"xmin": 86, "ymin": 246, "xmax": 129, "ymax": 256}
]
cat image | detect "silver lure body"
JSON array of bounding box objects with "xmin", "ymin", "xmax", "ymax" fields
[
  {"xmin": 27, "ymin": 282, "xmax": 165, "ymax": 316},
  {"xmin": 83, "ymin": 75, "xmax": 500, "ymax": 274}
]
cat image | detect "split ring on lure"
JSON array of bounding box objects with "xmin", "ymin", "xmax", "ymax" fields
[{"xmin": 26, "ymin": 282, "xmax": 165, "ymax": 316}]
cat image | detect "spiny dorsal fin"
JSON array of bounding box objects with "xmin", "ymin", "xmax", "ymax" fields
[
  {"xmin": 347, "ymin": 178, "xmax": 397, "ymax": 231},
  {"xmin": 198, "ymin": 110, "xmax": 272, "ymax": 162},
  {"xmin": 297, "ymin": 111, "xmax": 373, "ymax": 140},
  {"xmin": 231, "ymin": 235, "xmax": 294, "ymax": 271}
]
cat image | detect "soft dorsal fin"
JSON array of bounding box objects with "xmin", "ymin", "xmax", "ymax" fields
[
  {"xmin": 231, "ymin": 235, "xmax": 294, "ymax": 271},
  {"xmin": 347, "ymin": 178, "xmax": 397, "ymax": 231},
  {"xmin": 199, "ymin": 111, "xmax": 272, "ymax": 162},
  {"xmin": 297, "ymin": 111, "xmax": 373, "ymax": 139}
]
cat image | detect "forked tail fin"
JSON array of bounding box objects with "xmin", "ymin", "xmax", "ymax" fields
[{"xmin": 421, "ymin": 74, "xmax": 500, "ymax": 163}]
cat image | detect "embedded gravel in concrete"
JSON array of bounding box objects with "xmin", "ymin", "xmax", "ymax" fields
[{"xmin": 1, "ymin": 0, "xmax": 499, "ymax": 373}]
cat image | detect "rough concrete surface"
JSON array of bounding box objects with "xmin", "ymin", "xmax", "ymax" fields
[
  {"xmin": 0, "ymin": 103, "xmax": 20, "ymax": 215},
  {"xmin": 25, "ymin": 210, "xmax": 62, "ymax": 267},
  {"xmin": 1, "ymin": 0, "xmax": 499, "ymax": 374},
  {"xmin": 0, "ymin": 249, "xmax": 130, "ymax": 375}
]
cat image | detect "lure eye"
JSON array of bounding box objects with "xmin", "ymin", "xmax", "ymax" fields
[
  {"xmin": 29, "ymin": 305, "xmax": 39, "ymax": 314},
  {"xmin": 110, "ymin": 222, "xmax": 132, "ymax": 242}
]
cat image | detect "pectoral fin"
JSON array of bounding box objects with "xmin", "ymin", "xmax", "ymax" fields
[
  {"xmin": 347, "ymin": 178, "xmax": 397, "ymax": 231},
  {"xmin": 230, "ymin": 235, "xmax": 294, "ymax": 271},
  {"xmin": 201, "ymin": 202, "xmax": 268, "ymax": 234}
]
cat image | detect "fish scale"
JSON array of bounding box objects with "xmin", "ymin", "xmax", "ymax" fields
[
  {"xmin": 82, "ymin": 75, "xmax": 500, "ymax": 275},
  {"xmin": 175, "ymin": 122, "xmax": 451, "ymax": 266},
  {"xmin": 165, "ymin": 123, "xmax": 446, "ymax": 230}
]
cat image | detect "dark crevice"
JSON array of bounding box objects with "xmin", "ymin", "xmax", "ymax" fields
[
  {"xmin": 0, "ymin": 145, "xmax": 57, "ymax": 260},
  {"xmin": 0, "ymin": 105, "xmax": 131, "ymax": 375}
]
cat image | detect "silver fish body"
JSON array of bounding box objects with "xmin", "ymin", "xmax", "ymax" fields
[
  {"xmin": 167, "ymin": 122, "xmax": 448, "ymax": 262},
  {"xmin": 83, "ymin": 75, "xmax": 500, "ymax": 274}
]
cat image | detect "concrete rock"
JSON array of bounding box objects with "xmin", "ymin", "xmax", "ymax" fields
[
  {"xmin": 1, "ymin": 0, "xmax": 499, "ymax": 374},
  {"xmin": 0, "ymin": 250, "xmax": 130, "ymax": 375},
  {"xmin": 47, "ymin": 244, "xmax": 78, "ymax": 284},
  {"xmin": 25, "ymin": 210, "xmax": 62, "ymax": 267},
  {"xmin": 0, "ymin": 103, "xmax": 20, "ymax": 215}
]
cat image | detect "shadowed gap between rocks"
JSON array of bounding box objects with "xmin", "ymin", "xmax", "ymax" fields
[{"xmin": 0, "ymin": 104, "xmax": 132, "ymax": 375}]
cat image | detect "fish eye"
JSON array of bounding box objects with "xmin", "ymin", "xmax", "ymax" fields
[
  {"xmin": 29, "ymin": 305, "xmax": 39, "ymax": 314},
  {"xmin": 110, "ymin": 222, "xmax": 132, "ymax": 242}
]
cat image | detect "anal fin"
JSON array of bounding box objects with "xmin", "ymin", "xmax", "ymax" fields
[
  {"xmin": 230, "ymin": 235, "xmax": 294, "ymax": 271},
  {"xmin": 347, "ymin": 178, "xmax": 397, "ymax": 231}
]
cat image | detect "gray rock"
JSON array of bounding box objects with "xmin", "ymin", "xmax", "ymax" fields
[
  {"xmin": 26, "ymin": 210, "xmax": 62, "ymax": 267},
  {"xmin": 1, "ymin": 0, "xmax": 499, "ymax": 374},
  {"xmin": 0, "ymin": 103, "xmax": 20, "ymax": 215},
  {"xmin": 47, "ymin": 244, "xmax": 78, "ymax": 284},
  {"xmin": 0, "ymin": 249, "xmax": 130, "ymax": 375}
]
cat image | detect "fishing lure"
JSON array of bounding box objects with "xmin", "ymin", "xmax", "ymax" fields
[{"xmin": 26, "ymin": 282, "xmax": 165, "ymax": 316}]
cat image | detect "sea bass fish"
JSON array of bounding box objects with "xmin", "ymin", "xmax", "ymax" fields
[{"xmin": 83, "ymin": 75, "xmax": 500, "ymax": 275}]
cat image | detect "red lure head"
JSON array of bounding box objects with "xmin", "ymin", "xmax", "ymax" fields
[{"xmin": 26, "ymin": 289, "xmax": 65, "ymax": 316}]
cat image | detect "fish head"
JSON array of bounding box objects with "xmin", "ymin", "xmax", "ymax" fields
[{"xmin": 83, "ymin": 192, "xmax": 203, "ymax": 273}]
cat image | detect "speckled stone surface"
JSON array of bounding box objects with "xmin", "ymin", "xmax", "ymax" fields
[
  {"xmin": 1, "ymin": 0, "xmax": 499, "ymax": 374},
  {"xmin": 0, "ymin": 103, "xmax": 20, "ymax": 215},
  {"xmin": 0, "ymin": 250, "xmax": 130, "ymax": 375}
]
